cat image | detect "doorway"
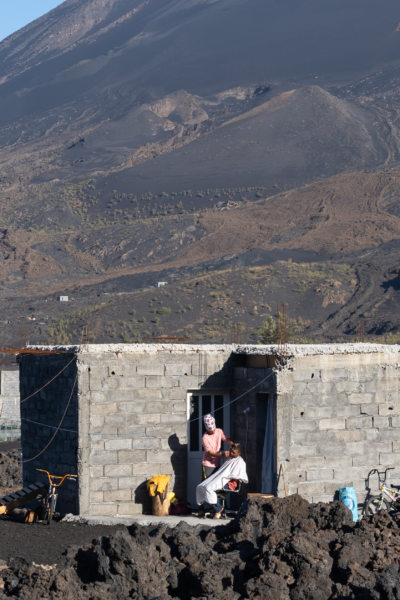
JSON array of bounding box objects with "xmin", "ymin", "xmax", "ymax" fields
[{"xmin": 186, "ymin": 391, "xmax": 230, "ymax": 506}]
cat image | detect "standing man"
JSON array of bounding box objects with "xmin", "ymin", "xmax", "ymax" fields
[{"xmin": 202, "ymin": 413, "xmax": 233, "ymax": 480}]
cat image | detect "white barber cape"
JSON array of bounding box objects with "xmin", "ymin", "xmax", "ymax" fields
[{"xmin": 196, "ymin": 456, "xmax": 248, "ymax": 506}]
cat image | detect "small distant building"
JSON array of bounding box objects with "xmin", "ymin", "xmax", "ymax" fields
[
  {"xmin": 155, "ymin": 282, "xmax": 168, "ymax": 288},
  {"xmin": 58, "ymin": 296, "xmax": 69, "ymax": 302},
  {"xmin": 0, "ymin": 369, "xmax": 20, "ymax": 441}
]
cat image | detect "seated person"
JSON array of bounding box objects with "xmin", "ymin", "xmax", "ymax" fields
[{"xmin": 196, "ymin": 443, "xmax": 248, "ymax": 519}]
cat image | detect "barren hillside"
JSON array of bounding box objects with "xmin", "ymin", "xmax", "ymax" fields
[{"xmin": 0, "ymin": 0, "xmax": 400, "ymax": 345}]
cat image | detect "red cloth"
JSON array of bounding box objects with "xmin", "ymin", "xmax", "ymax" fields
[
  {"xmin": 170, "ymin": 501, "xmax": 189, "ymax": 515},
  {"xmin": 227, "ymin": 479, "xmax": 239, "ymax": 491}
]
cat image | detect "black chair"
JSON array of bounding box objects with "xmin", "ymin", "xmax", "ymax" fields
[{"xmin": 216, "ymin": 478, "xmax": 243, "ymax": 518}]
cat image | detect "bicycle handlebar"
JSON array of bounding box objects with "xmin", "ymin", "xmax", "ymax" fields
[
  {"xmin": 36, "ymin": 469, "xmax": 77, "ymax": 487},
  {"xmin": 365, "ymin": 467, "xmax": 394, "ymax": 487}
]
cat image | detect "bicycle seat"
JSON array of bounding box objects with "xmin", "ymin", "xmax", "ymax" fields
[{"xmin": 389, "ymin": 483, "xmax": 400, "ymax": 490}]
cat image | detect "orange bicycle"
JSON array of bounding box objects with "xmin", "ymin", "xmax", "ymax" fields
[{"xmin": 36, "ymin": 469, "xmax": 77, "ymax": 524}]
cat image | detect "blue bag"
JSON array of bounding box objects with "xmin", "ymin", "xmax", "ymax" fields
[{"xmin": 338, "ymin": 486, "xmax": 358, "ymax": 522}]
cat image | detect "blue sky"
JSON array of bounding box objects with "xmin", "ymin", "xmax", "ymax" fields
[{"xmin": 0, "ymin": 1, "xmax": 64, "ymax": 41}]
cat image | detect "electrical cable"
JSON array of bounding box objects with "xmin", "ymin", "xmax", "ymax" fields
[
  {"xmin": 19, "ymin": 358, "xmax": 285, "ymax": 439},
  {"xmin": 20, "ymin": 355, "xmax": 77, "ymax": 404},
  {"xmin": 188, "ymin": 368, "xmax": 278, "ymax": 424},
  {"xmin": 22, "ymin": 370, "xmax": 78, "ymax": 463},
  {"xmin": 20, "ymin": 417, "xmax": 77, "ymax": 434},
  {"xmin": 19, "ymin": 328, "xmax": 86, "ymax": 405}
]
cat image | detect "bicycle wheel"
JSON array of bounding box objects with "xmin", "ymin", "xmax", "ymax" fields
[
  {"xmin": 40, "ymin": 496, "xmax": 49, "ymax": 522},
  {"xmin": 46, "ymin": 495, "xmax": 57, "ymax": 525},
  {"xmin": 42, "ymin": 501, "xmax": 52, "ymax": 524},
  {"xmin": 363, "ymin": 495, "xmax": 391, "ymax": 516}
]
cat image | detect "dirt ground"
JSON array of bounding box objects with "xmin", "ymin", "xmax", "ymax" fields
[
  {"xmin": 0, "ymin": 520, "xmax": 125, "ymax": 565},
  {"xmin": 0, "ymin": 442, "xmax": 125, "ymax": 565},
  {"xmin": 0, "ymin": 496, "xmax": 398, "ymax": 599},
  {"xmin": 1, "ymin": 443, "xmax": 400, "ymax": 598}
]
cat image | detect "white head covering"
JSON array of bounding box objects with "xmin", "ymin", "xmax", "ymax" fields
[{"xmin": 203, "ymin": 413, "xmax": 216, "ymax": 432}]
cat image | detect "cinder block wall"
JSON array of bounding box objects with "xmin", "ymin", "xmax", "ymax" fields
[
  {"xmin": 77, "ymin": 345, "xmax": 236, "ymax": 516},
  {"xmin": 20, "ymin": 344, "xmax": 400, "ymax": 517},
  {"xmin": 19, "ymin": 354, "xmax": 78, "ymax": 514},
  {"xmin": 0, "ymin": 370, "xmax": 20, "ymax": 421},
  {"xmin": 277, "ymin": 351, "xmax": 400, "ymax": 505}
]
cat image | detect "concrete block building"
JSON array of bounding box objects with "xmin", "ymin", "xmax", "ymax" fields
[{"xmin": 19, "ymin": 344, "xmax": 400, "ymax": 516}]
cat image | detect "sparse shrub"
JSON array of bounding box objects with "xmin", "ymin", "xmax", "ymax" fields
[
  {"xmin": 257, "ymin": 316, "xmax": 278, "ymax": 344},
  {"xmin": 257, "ymin": 314, "xmax": 311, "ymax": 344}
]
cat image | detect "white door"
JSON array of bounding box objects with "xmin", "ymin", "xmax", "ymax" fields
[{"xmin": 186, "ymin": 391, "xmax": 230, "ymax": 507}]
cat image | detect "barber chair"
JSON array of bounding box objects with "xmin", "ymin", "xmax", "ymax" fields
[{"xmin": 216, "ymin": 478, "xmax": 244, "ymax": 519}]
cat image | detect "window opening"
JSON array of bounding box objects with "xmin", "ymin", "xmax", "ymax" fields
[{"xmin": 189, "ymin": 395, "xmax": 199, "ymax": 452}]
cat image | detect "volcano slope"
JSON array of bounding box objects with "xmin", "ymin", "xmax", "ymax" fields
[
  {"xmin": 1, "ymin": 0, "xmax": 400, "ymax": 345},
  {"xmin": 3, "ymin": 166, "xmax": 400, "ymax": 346},
  {"xmin": 0, "ymin": 496, "xmax": 399, "ymax": 599}
]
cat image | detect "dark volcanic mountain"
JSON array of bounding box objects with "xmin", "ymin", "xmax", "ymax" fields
[
  {"xmin": 1, "ymin": 0, "xmax": 400, "ymax": 346},
  {"xmin": 1, "ymin": 0, "xmax": 399, "ymax": 186},
  {"xmin": 2, "ymin": 0, "xmax": 399, "ymax": 99}
]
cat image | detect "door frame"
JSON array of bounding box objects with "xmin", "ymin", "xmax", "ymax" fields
[{"xmin": 186, "ymin": 390, "xmax": 230, "ymax": 506}]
